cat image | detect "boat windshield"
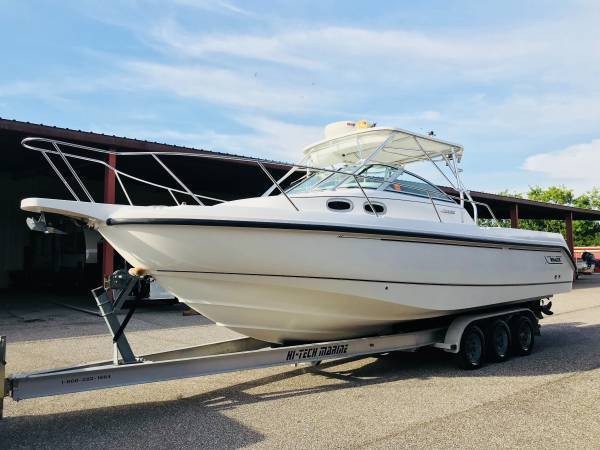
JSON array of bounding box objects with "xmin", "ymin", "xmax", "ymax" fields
[
  {"xmin": 287, "ymin": 164, "xmax": 453, "ymax": 202},
  {"xmin": 285, "ymin": 171, "xmax": 337, "ymax": 194}
]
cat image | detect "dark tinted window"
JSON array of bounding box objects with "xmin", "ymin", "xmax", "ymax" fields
[
  {"xmin": 327, "ymin": 199, "xmax": 352, "ymax": 211},
  {"xmin": 364, "ymin": 202, "xmax": 385, "ymax": 214}
]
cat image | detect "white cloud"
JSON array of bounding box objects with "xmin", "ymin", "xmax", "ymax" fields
[
  {"xmin": 523, "ymin": 139, "xmax": 600, "ymax": 191},
  {"xmin": 171, "ymin": 0, "xmax": 250, "ymax": 15},
  {"xmin": 230, "ymin": 115, "xmax": 324, "ymax": 160},
  {"xmin": 123, "ymin": 61, "xmax": 331, "ymax": 113},
  {"xmin": 0, "ymin": 78, "xmax": 113, "ymax": 105},
  {"xmin": 153, "ymin": 21, "xmax": 322, "ymax": 69},
  {"xmin": 94, "ymin": 115, "xmax": 323, "ymax": 161},
  {"xmin": 136, "ymin": 10, "xmax": 600, "ymax": 149},
  {"xmin": 150, "ymin": 15, "xmax": 600, "ymax": 85},
  {"xmin": 442, "ymin": 94, "xmax": 600, "ymax": 140}
]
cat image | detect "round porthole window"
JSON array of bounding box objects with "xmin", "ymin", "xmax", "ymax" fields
[
  {"xmin": 364, "ymin": 202, "xmax": 386, "ymax": 215},
  {"xmin": 327, "ymin": 199, "xmax": 353, "ymax": 212}
]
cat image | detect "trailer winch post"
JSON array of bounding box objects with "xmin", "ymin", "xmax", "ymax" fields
[
  {"xmin": 91, "ymin": 275, "xmax": 140, "ymax": 364},
  {"xmin": 1, "ymin": 335, "xmax": 6, "ymax": 420}
]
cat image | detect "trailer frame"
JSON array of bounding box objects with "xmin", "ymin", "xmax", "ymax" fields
[{"xmin": 0, "ymin": 280, "xmax": 542, "ymax": 419}]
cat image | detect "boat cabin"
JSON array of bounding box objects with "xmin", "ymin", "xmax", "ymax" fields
[{"xmin": 261, "ymin": 121, "xmax": 476, "ymax": 224}]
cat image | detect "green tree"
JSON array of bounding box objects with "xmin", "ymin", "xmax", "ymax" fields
[
  {"xmin": 572, "ymin": 188, "xmax": 600, "ymax": 246},
  {"xmin": 519, "ymin": 186, "xmax": 572, "ymax": 236},
  {"xmin": 498, "ymin": 186, "xmax": 600, "ymax": 246},
  {"xmin": 527, "ymin": 186, "xmax": 574, "ymax": 205}
]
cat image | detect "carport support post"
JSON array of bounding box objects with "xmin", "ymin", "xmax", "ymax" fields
[
  {"xmin": 1, "ymin": 335, "xmax": 6, "ymax": 419},
  {"xmin": 565, "ymin": 212, "xmax": 575, "ymax": 258},
  {"xmin": 510, "ymin": 204, "xmax": 519, "ymax": 228},
  {"xmin": 102, "ymin": 152, "xmax": 117, "ymax": 286}
]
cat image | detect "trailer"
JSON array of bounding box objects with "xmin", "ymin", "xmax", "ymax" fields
[{"xmin": 0, "ymin": 273, "xmax": 550, "ymax": 419}]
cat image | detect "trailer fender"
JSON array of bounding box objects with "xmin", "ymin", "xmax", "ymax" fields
[{"xmin": 434, "ymin": 308, "xmax": 537, "ymax": 354}]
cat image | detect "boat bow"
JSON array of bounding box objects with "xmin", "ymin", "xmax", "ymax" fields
[{"xmin": 21, "ymin": 197, "xmax": 122, "ymax": 225}]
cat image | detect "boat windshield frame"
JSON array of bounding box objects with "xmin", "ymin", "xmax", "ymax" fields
[
  {"xmin": 286, "ymin": 163, "xmax": 455, "ymax": 203},
  {"xmin": 267, "ymin": 129, "xmax": 481, "ymax": 217}
]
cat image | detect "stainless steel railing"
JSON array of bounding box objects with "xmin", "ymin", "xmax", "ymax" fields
[
  {"xmin": 21, "ymin": 137, "xmax": 386, "ymax": 217},
  {"xmin": 22, "ymin": 137, "xmax": 498, "ymax": 224}
]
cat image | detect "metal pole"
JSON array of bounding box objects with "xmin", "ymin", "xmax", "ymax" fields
[
  {"xmin": 41, "ymin": 152, "xmax": 80, "ymax": 201},
  {"xmin": 428, "ymin": 192, "xmax": 442, "ymax": 222},
  {"xmin": 52, "ymin": 142, "xmax": 95, "ymax": 202},
  {"xmin": 152, "ymin": 154, "xmax": 203, "ymax": 205},
  {"xmin": 412, "ymin": 137, "xmax": 458, "ymax": 190},
  {"xmin": 256, "ymin": 161, "xmax": 300, "ymax": 211},
  {"xmin": 0, "ymin": 336, "xmax": 6, "ymax": 420},
  {"xmin": 103, "ymin": 153, "xmax": 117, "ymax": 287},
  {"xmin": 115, "ymin": 172, "xmax": 133, "ymax": 205},
  {"xmin": 465, "ymin": 191, "xmax": 478, "ymax": 223},
  {"xmin": 167, "ymin": 189, "xmax": 180, "ymax": 206},
  {"xmin": 329, "ymin": 132, "xmax": 399, "ymax": 191},
  {"xmin": 262, "ymin": 158, "xmax": 307, "ymax": 197},
  {"xmin": 353, "ymin": 175, "xmax": 379, "ymax": 218}
]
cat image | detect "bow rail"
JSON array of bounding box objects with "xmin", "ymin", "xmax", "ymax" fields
[{"xmin": 22, "ymin": 137, "xmax": 386, "ymax": 217}]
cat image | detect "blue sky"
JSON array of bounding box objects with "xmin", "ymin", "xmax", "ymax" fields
[{"xmin": 2, "ymin": 0, "xmax": 600, "ymax": 193}]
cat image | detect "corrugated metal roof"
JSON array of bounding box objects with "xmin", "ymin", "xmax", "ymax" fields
[
  {"xmin": 0, "ymin": 116, "xmax": 288, "ymax": 165},
  {"xmin": 442, "ymin": 186, "xmax": 600, "ymax": 220}
]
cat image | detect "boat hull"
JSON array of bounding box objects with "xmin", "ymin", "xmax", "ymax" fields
[{"xmin": 98, "ymin": 222, "xmax": 573, "ymax": 343}]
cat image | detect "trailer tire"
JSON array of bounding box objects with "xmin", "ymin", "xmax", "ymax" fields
[
  {"xmin": 486, "ymin": 319, "xmax": 511, "ymax": 362},
  {"xmin": 511, "ymin": 315, "xmax": 535, "ymax": 356},
  {"xmin": 456, "ymin": 324, "xmax": 485, "ymax": 370}
]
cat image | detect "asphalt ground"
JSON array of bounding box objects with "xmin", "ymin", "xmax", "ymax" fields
[{"xmin": 1, "ymin": 277, "xmax": 600, "ymax": 449}]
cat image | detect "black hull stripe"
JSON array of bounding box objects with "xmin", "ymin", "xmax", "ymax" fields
[
  {"xmin": 156, "ymin": 269, "xmax": 572, "ymax": 288},
  {"xmin": 106, "ymin": 217, "xmax": 570, "ymax": 254}
]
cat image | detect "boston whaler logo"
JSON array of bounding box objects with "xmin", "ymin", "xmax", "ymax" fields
[{"xmin": 545, "ymin": 255, "xmax": 563, "ymax": 264}]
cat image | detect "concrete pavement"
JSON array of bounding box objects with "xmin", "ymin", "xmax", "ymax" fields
[{"xmin": 1, "ymin": 277, "xmax": 600, "ymax": 449}]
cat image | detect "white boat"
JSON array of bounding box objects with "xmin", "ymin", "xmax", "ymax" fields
[{"xmin": 20, "ymin": 121, "xmax": 574, "ymax": 343}]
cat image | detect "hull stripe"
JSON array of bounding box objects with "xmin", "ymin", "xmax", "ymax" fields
[{"xmin": 156, "ymin": 269, "xmax": 573, "ymax": 288}]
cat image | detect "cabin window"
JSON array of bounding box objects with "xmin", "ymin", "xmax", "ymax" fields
[
  {"xmin": 334, "ymin": 165, "xmax": 451, "ymax": 202},
  {"xmin": 383, "ymin": 171, "xmax": 451, "ymax": 201},
  {"xmin": 327, "ymin": 199, "xmax": 353, "ymax": 212},
  {"xmin": 287, "ymin": 172, "xmax": 331, "ymax": 194},
  {"xmin": 312, "ymin": 165, "xmax": 360, "ymax": 191},
  {"xmin": 337, "ymin": 165, "xmax": 394, "ymax": 190},
  {"xmin": 364, "ymin": 202, "xmax": 386, "ymax": 215}
]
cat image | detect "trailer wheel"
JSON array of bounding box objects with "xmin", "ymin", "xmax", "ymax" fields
[
  {"xmin": 511, "ymin": 315, "xmax": 535, "ymax": 356},
  {"xmin": 456, "ymin": 324, "xmax": 485, "ymax": 370},
  {"xmin": 487, "ymin": 319, "xmax": 511, "ymax": 362}
]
